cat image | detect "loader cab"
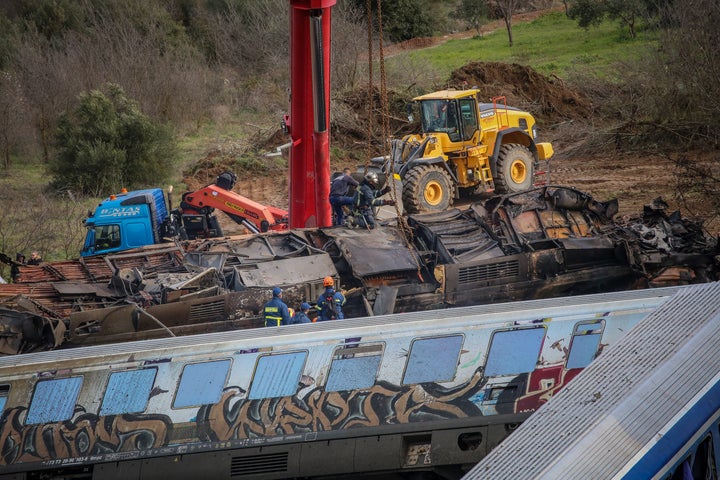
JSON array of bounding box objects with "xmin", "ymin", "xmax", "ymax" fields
[{"xmin": 419, "ymin": 96, "xmax": 479, "ymax": 144}]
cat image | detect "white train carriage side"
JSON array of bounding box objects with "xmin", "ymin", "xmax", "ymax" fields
[
  {"xmin": 0, "ymin": 286, "xmax": 685, "ymax": 480},
  {"xmin": 464, "ymin": 281, "xmax": 720, "ymax": 480}
]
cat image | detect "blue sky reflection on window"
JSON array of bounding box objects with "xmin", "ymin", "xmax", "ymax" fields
[
  {"xmin": 27, "ymin": 377, "xmax": 83, "ymax": 424},
  {"xmin": 566, "ymin": 321, "xmax": 604, "ymax": 369},
  {"xmin": 100, "ymin": 368, "xmax": 157, "ymax": 415},
  {"xmin": 249, "ymin": 352, "xmax": 307, "ymax": 400},
  {"xmin": 485, "ymin": 328, "xmax": 545, "ymax": 376},
  {"xmin": 403, "ymin": 335, "xmax": 463, "ymax": 384},
  {"xmin": 174, "ymin": 359, "xmax": 231, "ymax": 408}
]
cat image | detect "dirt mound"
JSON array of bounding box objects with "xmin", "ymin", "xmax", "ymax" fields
[
  {"xmin": 331, "ymin": 86, "xmax": 413, "ymax": 155},
  {"xmin": 449, "ymin": 62, "xmax": 592, "ymax": 123}
]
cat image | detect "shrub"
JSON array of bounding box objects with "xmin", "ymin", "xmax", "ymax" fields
[{"xmin": 49, "ymin": 83, "xmax": 176, "ymax": 195}]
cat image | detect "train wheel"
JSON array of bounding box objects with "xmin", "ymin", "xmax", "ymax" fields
[
  {"xmin": 402, "ymin": 164, "xmax": 454, "ymax": 214},
  {"xmin": 495, "ymin": 143, "xmax": 534, "ymax": 194}
]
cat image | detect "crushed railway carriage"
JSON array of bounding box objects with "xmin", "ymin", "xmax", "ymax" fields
[
  {"xmin": 464, "ymin": 281, "xmax": 720, "ymax": 480},
  {"xmin": 0, "ymin": 286, "xmax": 686, "ymax": 479},
  {"xmin": 0, "ymin": 186, "xmax": 717, "ymax": 353}
]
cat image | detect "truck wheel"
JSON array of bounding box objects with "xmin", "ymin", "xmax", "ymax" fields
[
  {"xmin": 402, "ymin": 164, "xmax": 454, "ymax": 214},
  {"xmin": 495, "ymin": 143, "xmax": 534, "ymax": 194}
]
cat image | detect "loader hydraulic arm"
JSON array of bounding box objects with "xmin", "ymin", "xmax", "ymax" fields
[{"xmin": 180, "ymin": 173, "xmax": 288, "ymax": 234}]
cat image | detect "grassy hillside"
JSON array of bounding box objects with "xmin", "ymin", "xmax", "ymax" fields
[{"xmin": 387, "ymin": 11, "xmax": 658, "ymax": 85}]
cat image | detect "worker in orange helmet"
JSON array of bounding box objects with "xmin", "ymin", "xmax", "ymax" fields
[{"xmin": 315, "ymin": 276, "xmax": 346, "ymax": 321}]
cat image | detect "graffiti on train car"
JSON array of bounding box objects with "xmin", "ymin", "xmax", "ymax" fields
[
  {"xmin": 195, "ymin": 371, "xmax": 487, "ymax": 441},
  {"xmin": 194, "ymin": 364, "xmax": 576, "ymax": 442},
  {"xmin": 0, "ymin": 366, "xmax": 567, "ymax": 467},
  {"xmin": 0, "ymin": 408, "xmax": 171, "ymax": 466}
]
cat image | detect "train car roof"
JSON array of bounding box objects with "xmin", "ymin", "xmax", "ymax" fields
[
  {"xmin": 464, "ymin": 280, "xmax": 720, "ymax": 479},
  {"xmin": 0, "ymin": 285, "xmax": 688, "ymax": 373}
]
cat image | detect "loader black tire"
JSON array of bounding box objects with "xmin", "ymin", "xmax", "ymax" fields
[
  {"xmin": 402, "ymin": 164, "xmax": 454, "ymax": 214},
  {"xmin": 494, "ymin": 143, "xmax": 534, "ymax": 194}
]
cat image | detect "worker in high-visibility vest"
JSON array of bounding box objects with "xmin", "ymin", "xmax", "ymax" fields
[{"xmin": 263, "ymin": 286, "xmax": 291, "ymax": 327}]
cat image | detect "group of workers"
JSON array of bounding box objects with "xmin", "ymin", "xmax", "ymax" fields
[
  {"xmin": 328, "ymin": 168, "xmax": 395, "ymax": 229},
  {"xmin": 263, "ymin": 275, "xmax": 346, "ymax": 327},
  {"xmin": 263, "ymin": 168, "xmax": 393, "ymax": 326}
]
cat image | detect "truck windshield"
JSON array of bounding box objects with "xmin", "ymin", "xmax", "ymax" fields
[
  {"xmin": 94, "ymin": 224, "xmax": 121, "ymax": 250},
  {"xmin": 421, "ymin": 100, "xmax": 460, "ymax": 141}
]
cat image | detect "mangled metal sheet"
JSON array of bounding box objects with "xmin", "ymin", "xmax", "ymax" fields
[
  {"xmin": 68, "ymin": 291, "xmax": 264, "ymax": 345},
  {"xmin": 0, "ymin": 307, "xmax": 66, "ymax": 355},
  {"xmin": 408, "ymin": 208, "xmax": 505, "ymax": 264},
  {"xmin": 237, "ymin": 255, "xmax": 337, "ymax": 287},
  {"xmin": 325, "ymin": 227, "xmax": 421, "ymax": 277},
  {"xmin": 51, "ymin": 282, "xmax": 117, "ymax": 297}
]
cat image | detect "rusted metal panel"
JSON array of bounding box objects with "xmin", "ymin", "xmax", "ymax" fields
[
  {"xmin": 68, "ymin": 291, "xmax": 265, "ymax": 345},
  {"xmin": 0, "ymin": 307, "xmax": 66, "ymax": 354},
  {"xmin": 238, "ymin": 254, "xmax": 337, "ymax": 287},
  {"xmin": 51, "ymin": 282, "xmax": 117, "ymax": 296}
]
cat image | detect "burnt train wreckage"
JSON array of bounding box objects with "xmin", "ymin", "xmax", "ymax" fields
[{"xmin": 0, "ymin": 185, "xmax": 717, "ymax": 354}]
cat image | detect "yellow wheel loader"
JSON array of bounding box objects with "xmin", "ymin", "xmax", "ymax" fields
[{"xmin": 374, "ymin": 89, "xmax": 554, "ymax": 214}]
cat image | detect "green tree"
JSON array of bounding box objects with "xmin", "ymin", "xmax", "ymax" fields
[
  {"xmin": 50, "ymin": 84, "xmax": 175, "ymax": 195},
  {"xmin": 348, "ymin": 0, "xmax": 435, "ymax": 43},
  {"xmin": 568, "ymin": 0, "xmax": 653, "ymax": 38},
  {"xmin": 567, "ymin": 0, "xmax": 606, "ymax": 30},
  {"xmin": 452, "ymin": 0, "xmax": 490, "ymax": 36},
  {"xmin": 605, "ymin": 0, "xmax": 646, "ymax": 38},
  {"xmin": 489, "ymin": 0, "xmax": 532, "ymax": 47}
]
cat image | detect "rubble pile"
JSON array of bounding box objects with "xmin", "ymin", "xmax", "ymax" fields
[{"xmin": 0, "ymin": 186, "xmax": 717, "ymax": 355}]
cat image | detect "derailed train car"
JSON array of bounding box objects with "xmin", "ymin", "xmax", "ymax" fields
[
  {"xmin": 317, "ymin": 186, "xmax": 717, "ymax": 316},
  {"xmin": 0, "ymin": 186, "xmax": 717, "ymax": 352},
  {"xmin": 0, "ymin": 286, "xmax": 686, "ymax": 479}
]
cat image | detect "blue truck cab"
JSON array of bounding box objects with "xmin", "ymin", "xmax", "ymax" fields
[{"xmin": 81, "ymin": 188, "xmax": 170, "ymax": 257}]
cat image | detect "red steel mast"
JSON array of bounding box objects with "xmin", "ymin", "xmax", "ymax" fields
[{"xmin": 286, "ymin": 0, "xmax": 336, "ymax": 228}]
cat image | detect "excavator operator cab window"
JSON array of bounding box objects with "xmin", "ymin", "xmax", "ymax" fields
[
  {"xmin": 458, "ymin": 98, "xmax": 479, "ymax": 141},
  {"xmin": 421, "ymin": 100, "xmax": 460, "ymax": 141},
  {"xmin": 95, "ymin": 224, "xmax": 121, "ymax": 250}
]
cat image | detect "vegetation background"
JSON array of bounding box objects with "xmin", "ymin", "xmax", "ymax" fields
[{"xmin": 0, "ymin": 0, "xmax": 717, "ymax": 279}]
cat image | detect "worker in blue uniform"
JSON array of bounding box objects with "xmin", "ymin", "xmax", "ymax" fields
[
  {"xmin": 329, "ymin": 168, "xmax": 359, "ymax": 226},
  {"xmin": 316, "ymin": 276, "xmax": 346, "ymax": 321},
  {"xmin": 350, "ymin": 171, "xmax": 394, "ymax": 230},
  {"xmin": 263, "ymin": 286, "xmax": 291, "ymax": 327},
  {"xmin": 289, "ymin": 302, "xmax": 313, "ymax": 324}
]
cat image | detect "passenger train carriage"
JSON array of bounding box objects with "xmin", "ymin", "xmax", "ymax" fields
[
  {"xmin": 465, "ymin": 281, "xmax": 720, "ymax": 480},
  {"xmin": 0, "ymin": 286, "xmax": 686, "ymax": 480}
]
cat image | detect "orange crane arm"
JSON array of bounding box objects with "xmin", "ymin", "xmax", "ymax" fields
[{"xmin": 181, "ymin": 184, "xmax": 288, "ymax": 233}]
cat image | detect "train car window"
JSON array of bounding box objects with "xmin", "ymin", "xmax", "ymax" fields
[
  {"xmin": 326, "ymin": 344, "xmax": 384, "ymax": 392},
  {"xmin": 403, "ymin": 335, "xmax": 463, "ymax": 385},
  {"xmin": 173, "ymin": 359, "xmax": 231, "ymax": 408},
  {"xmin": 663, "ymin": 431, "xmax": 718, "ymax": 480},
  {"xmin": 566, "ymin": 320, "xmax": 605, "ymax": 369},
  {"xmin": 100, "ymin": 368, "xmax": 157, "ymax": 415},
  {"xmin": 0, "ymin": 384, "xmax": 8, "ymax": 413},
  {"xmin": 249, "ymin": 351, "xmax": 307, "ymax": 400},
  {"xmin": 26, "ymin": 377, "xmax": 83, "ymax": 424},
  {"xmin": 485, "ymin": 327, "xmax": 545, "ymax": 377},
  {"xmin": 690, "ymin": 435, "xmax": 716, "ymax": 480}
]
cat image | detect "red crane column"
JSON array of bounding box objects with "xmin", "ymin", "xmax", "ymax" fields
[{"xmin": 286, "ymin": 0, "xmax": 335, "ymax": 228}]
